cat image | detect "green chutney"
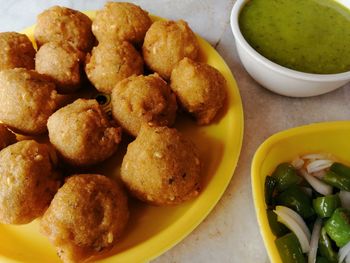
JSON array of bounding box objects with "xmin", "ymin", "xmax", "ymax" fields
[{"xmin": 239, "ymin": 0, "xmax": 350, "ymax": 74}]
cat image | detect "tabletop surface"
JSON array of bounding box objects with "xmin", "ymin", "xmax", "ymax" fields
[{"xmin": 1, "ymin": 0, "xmax": 350, "ymax": 262}]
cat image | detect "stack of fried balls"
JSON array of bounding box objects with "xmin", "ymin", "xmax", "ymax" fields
[{"xmin": 0, "ymin": 2, "xmax": 227, "ymax": 262}]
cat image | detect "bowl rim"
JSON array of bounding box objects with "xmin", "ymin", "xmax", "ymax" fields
[{"xmin": 230, "ymin": 0, "xmax": 350, "ymax": 82}]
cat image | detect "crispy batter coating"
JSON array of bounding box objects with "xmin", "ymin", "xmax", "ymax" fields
[
  {"xmin": 35, "ymin": 42, "xmax": 85, "ymax": 94},
  {"xmin": 170, "ymin": 58, "xmax": 227, "ymax": 125},
  {"xmin": 92, "ymin": 2, "xmax": 152, "ymax": 44},
  {"xmin": 0, "ymin": 140, "xmax": 60, "ymax": 224},
  {"xmin": 47, "ymin": 99, "xmax": 122, "ymax": 166},
  {"xmin": 34, "ymin": 6, "xmax": 94, "ymax": 52},
  {"xmin": 0, "ymin": 68, "xmax": 58, "ymax": 135},
  {"xmin": 40, "ymin": 174, "xmax": 129, "ymax": 263},
  {"xmin": 111, "ymin": 74, "xmax": 177, "ymax": 136},
  {"xmin": 142, "ymin": 20, "xmax": 200, "ymax": 79},
  {"xmin": 0, "ymin": 32, "xmax": 36, "ymax": 70},
  {"xmin": 121, "ymin": 125, "xmax": 201, "ymax": 205},
  {"xmin": 85, "ymin": 41, "xmax": 143, "ymax": 94},
  {"xmin": 0, "ymin": 124, "xmax": 16, "ymax": 151}
]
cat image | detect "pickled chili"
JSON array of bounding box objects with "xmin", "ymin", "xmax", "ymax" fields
[
  {"xmin": 276, "ymin": 186, "xmax": 314, "ymax": 219},
  {"xmin": 325, "ymin": 208, "xmax": 350, "ymax": 247},
  {"xmin": 313, "ymin": 195, "xmax": 341, "ymax": 218},
  {"xmin": 275, "ymin": 233, "xmax": 306, "ymax": 263},
  {"xmin": 272, "ymin": 163, "xmax": 302, "ymax": 191},
  {"xmin": 318, "ymin": 227, "xmax": 338, "ymax": 263}
]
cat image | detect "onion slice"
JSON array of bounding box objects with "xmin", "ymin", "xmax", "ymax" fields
[
  {"xmin": 292, "ymin": 157, "xmax": 305, "ymax": 169},
  {"xmin": 302, "ymin": 153, "xmax": 329, "ymax": 160},
  {"xmin": 299, "ymin": 169, "xmax": 333, "ymax": 196},
  {"xmin": 309, "ymin": 218, "xmax": 322, "ymax": 263},
  {"xmin": 339, "ymin": 191, "xmax": 350, "ymax": 210},
  {"xmin": 306, "ymin": 159, "xmax": 334, "ymax": 173},
  {"xmin": 339, "ymin": 240, "xmax": 350, "ymax": 263},
  {"xmin": 274, "ymin": 205, "xmax": 311, "ymax": 253},
  {"xmin": 312, "ymin": 170, "xmax": 327, "ymax": 179}
]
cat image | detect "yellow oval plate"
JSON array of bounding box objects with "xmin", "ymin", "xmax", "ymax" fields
[
  {"xmin": 0, "ymin": 11, "xmax": 244, "ymax": 263},
  {"xmin": 252, "ymin": 121, "xmax": 350, "ymax": 263}
]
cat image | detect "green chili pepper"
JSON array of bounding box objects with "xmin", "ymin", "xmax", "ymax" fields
[
  {"xmin": 325, "ymin": 208, "xmax": 350, "ymax": 247},
  {"xmin": 313, "ymin": 195, "xmax": 341, "ymax": 218},
  {"xmin": 275, "ymin": 233, "xmax": 306, "ymax": 263},
  {"xmin": 330, "ymin": 162, "xmax": 350, "ymax": 177},
  {"xmin": 272, "ymin": 163, "xmax": 302, "ymax": 192},
  {"xmin": 265, "ymin": 175, "xmax": 277, "ymax": 206},
  {"xmin": 318, "ymin": 227, "xmax": 338, "ymax": 263},
  {"xmin": 266, "ymin": 209, "xmax": 289, "ymax": 237},
  {"xmin": 322, "ymin": 170, "xmax": 350, "ymax": 191},
  {"xmin": 276, "ymin": 186, "xmax": 315, "ymax": 219}
]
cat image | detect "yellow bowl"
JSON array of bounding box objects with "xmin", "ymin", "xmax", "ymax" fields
[
  {"xmin": 251, "ymin": 121, "xmax": 350, "ymax": 263},
  {"xmin": 0, "ymin": 11, "xmax": 244, "ymax": 263}
]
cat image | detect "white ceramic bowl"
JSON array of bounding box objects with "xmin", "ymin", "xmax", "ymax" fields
[{"xmin": 230, "ymin": 0, "xmax": 350, "ymax": 97}]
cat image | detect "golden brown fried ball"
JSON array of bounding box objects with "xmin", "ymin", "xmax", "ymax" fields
[
  {"xmin": 111, "ymin": 74, "xmax": 177, "ymax": 136},
  {"xmin": 47, "ymin": 99, "xmax": 122, "ymax": 166},
  {"xmin": 142, "ymin": 20, "xmax": 200, "ymax": 79},
  {"xmin": 92, "ymin": 2, "xmax": 152, "ymax": 44},
  {"xmin": 0, "ymin": 140, "xmax": 60, "ymax": 224},
  {"xmin": 40, "ymin": 174, "xmax": 129, "ymax": 263},
  {"xmin": 34, "ymin": 6, "xmax": 94, "ymax": 52},
  {"xmin": 35, "ymin": 42, "xmax": 85, "ymax": 94},
  {"xmin": 170, "ymin": 58, "xmax": 227, "ymax": 125},
  {"xmin": 85, "ymin": 41, "xmax": 143, "ymax": 94},
  {"xmin": 0, "ymin": 32, "xmax": 35, "ymax": 70},
  {"xmin": 0, "ymin": 124, "xmax": 16, "ymax": 151},
  {"xmin": 121, "ymin": 125, "xmax": 201, "ymax": 205},
  {"xmin": 0, "ymin": 68, "xmax": 58, "ymax": 135}
]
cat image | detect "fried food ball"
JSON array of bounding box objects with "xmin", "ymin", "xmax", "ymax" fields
[
  {"xmin": 0, "ymin": 32, "xmax": 35, "ymax": 70},
  {"xmin": 92, "ymin": 2, "xmax": 152, "ymax": 44},
  {"xmin": 47, "ymin": 99, "xmax": 122, "ymax": 166},
  {"xmin": 0, "ymin": 68, "xmax": 58, "ymax": 135},
  {"xmin": 121, "ymin": 125, "xmax": 201, "ymax": 205},
  {"xmin": 35, "ymin": 42, "xmax": 85, "ymax": 94},
  {"xmin": 85, "ymin": 41, "xmax": 143, "ymax": 93},
  {"xmin": 170, "ymin": 58, "xmax": 227, "ymax": 125},
  {"xmin": 40, "ymin": 174, "xmax": 129, "ymax": 263},
  {"xmin": 34, "ymin": 6, "xmax": 94, "ymax": 52},
  {"xmin": 111, "ymin": 74, "xmax": 177, "ymax": 136},
  {"xmin": 142, "ymin": 20, "xmax": 200, "ymax": 79},
  {"xmin": 0, "ymin": 124, "xmax": 16, "ymax": 151},
  {"xmin": 0, "ymin": 140, "xmax": 60, "ymax": 224}
]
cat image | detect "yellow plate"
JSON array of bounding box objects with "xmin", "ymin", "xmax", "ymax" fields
[
  {"xmin": 251, "ymin": 121, "xmax": 350, "ymax": 263},
  {"xmin": 0, "ymin": 11, "xmax": 244, "ymax": 263}
]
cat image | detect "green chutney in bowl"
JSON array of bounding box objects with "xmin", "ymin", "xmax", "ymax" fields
[{"xmin": 239, "ymin": 0, "xmax": 350, "ymax": 74}]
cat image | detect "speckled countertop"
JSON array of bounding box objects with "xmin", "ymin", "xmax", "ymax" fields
[{"xmin": 1, "ymin": 0, "xmax": 350, "ymax": 262}]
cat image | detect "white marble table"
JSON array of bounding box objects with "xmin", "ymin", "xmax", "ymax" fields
[{"xmin": 1, "ymin": 1, "xmax": 350, "ymax": 262}]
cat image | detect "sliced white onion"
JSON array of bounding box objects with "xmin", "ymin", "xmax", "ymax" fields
[
  {"xmin": 307, "ymin": 159, "xmax": 334, "ymax": 173},
  {"xmin": 339, "ymin": 240, "xmax": 350, "ymax": 263},
  {"xmin": 276, "ymin": 205, "xmax": 311, "ymax": 241},
  {"xmin": 302, "ymin": 153, "xmax": 329, "ymax": 160},
  {"xmin": 339, "ymin": 190, "xmax": 350, "ymax": 210},
  {"xmin": 292, "ymin": 157, "xmax": 305, "ymax": 169},
  {"xmin": 299, "ymin": 169, "xmax": 333, "ymax": 196},
  {"xmin": 274, "ymin": 205, "xmax": 311, "ymax": 253},
  {"xmin": 312, "ymin": 170, "xmax": 327, "ymax": 179},
  {"xmin": 308, "ymin": 218, "xmax": 322, "ymax": 263}
]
